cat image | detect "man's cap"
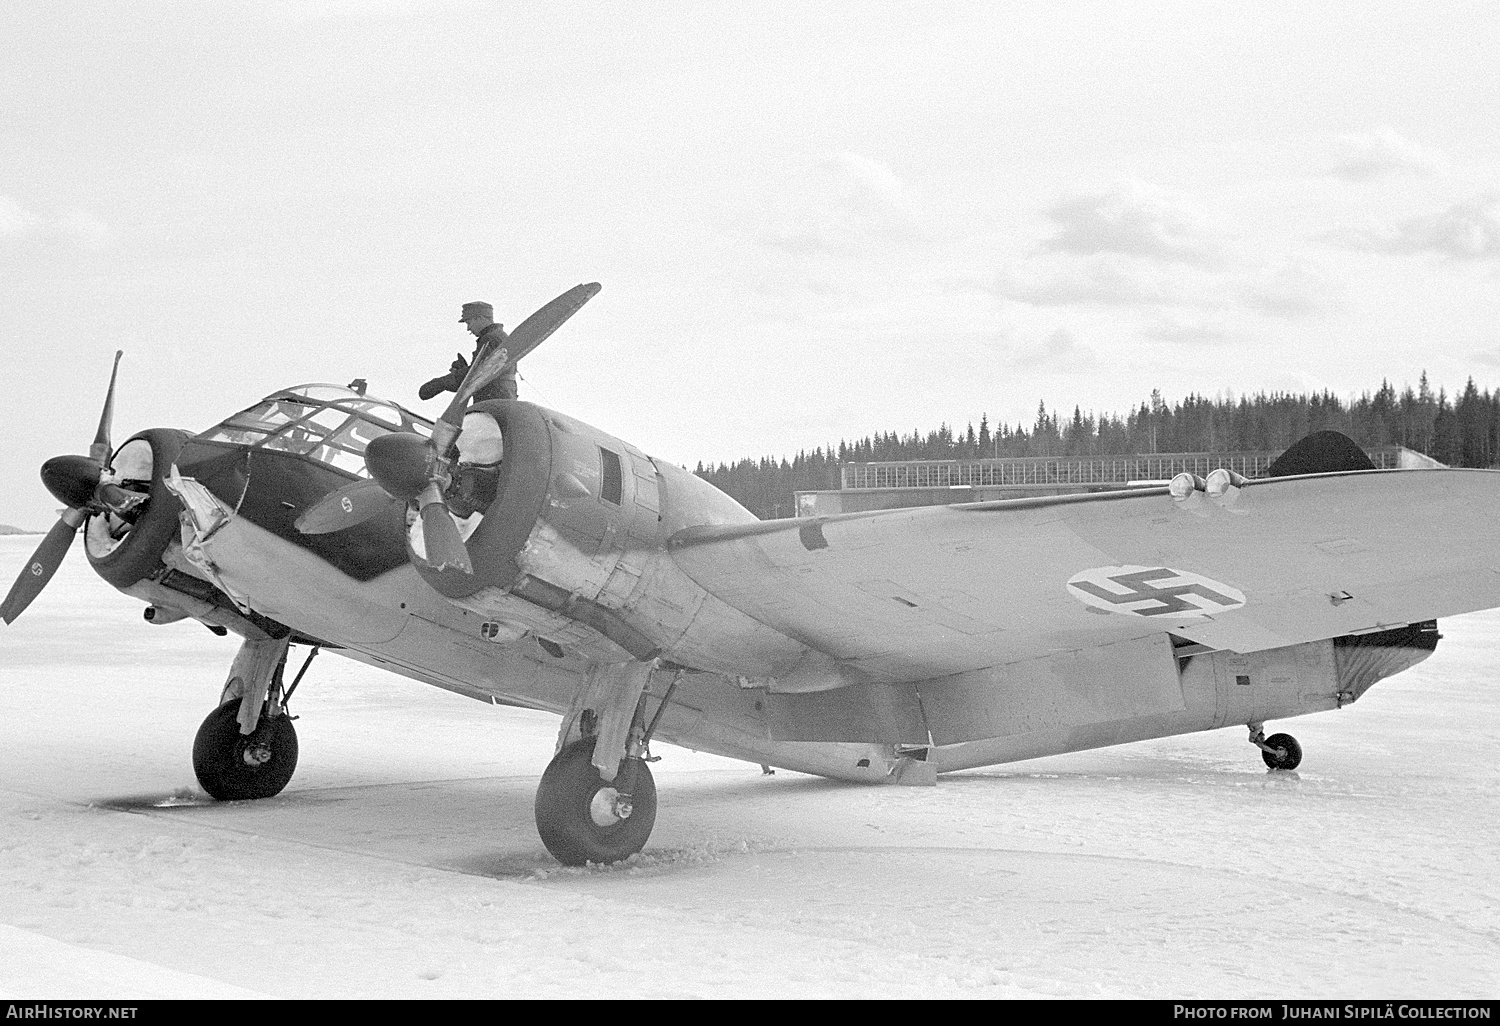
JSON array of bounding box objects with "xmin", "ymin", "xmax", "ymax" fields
[{"xmin": 459, "ymin": 301, "xmax": 493, "ymax": 322}]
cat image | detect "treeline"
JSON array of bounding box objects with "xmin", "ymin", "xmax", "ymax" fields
[{"xmin": 694, "ymin": 373, "xmax": 1500, "ymax": 520}]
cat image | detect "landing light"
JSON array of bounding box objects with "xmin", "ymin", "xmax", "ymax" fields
[
  {"xmin": 1169, "ymin": 473, "xmax": 1205, "ymax": 501},
  {"xmin": 1205, "ymin": 467, "xmax": 1247, "ymax": 499}
]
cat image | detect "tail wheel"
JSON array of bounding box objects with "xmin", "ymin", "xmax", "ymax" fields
[
  {"xmin": 1261, "ymin": 732, "xmax": 1303, "ymax": 771},
  {"xmin": 534, "ymin": 736, "xmax": 656, "ymax": 865},
  {"xmin": 192, "ymin": 699, "xmax": 299, "ymax": 800}
]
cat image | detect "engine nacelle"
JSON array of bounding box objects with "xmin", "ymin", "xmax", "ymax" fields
[{"xmin": 408, "ymin": 401, "xmax": 787, "ymax": 669}]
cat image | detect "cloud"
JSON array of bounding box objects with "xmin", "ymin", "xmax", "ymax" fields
[
  {"xmin": 999, "ymin": 255, "xmax": 1192, "ymax": 308},
  {"xmin": 828, "ymin": 151, "xmax": 905, "ymax": 205},
  {"xmin": 1327, "ymin": 194, "xmax": 1499, "ymax": 259},
  {"xmin": 1010, "ymin": 181, "xmax": 1350, "ymax": 322},
  {"xmin": 757, "ymin": 151, "xmax": 924, "ymax": 257},
  {"xmin": 0, "ymin": 195, "xmax": 39, "ymax": 236},
  {"xmin": 1141, "ymin": 319, "xmax": 1243, "ymax": 347},
  {"xmin": 1396, "ymin": 196, "xmax": 1499, "ymax": 258},
  {"xmin": 1330, "ymin": 127, "xmax": 1450, "ymax": 181},
  {"xmin": 58, "ymin": 209, "xmax": 113, "ymax": 252},
  {"xmin": 1000, "ymin": 249, "xmax": 1338, "ymax": 321},
  {"xmin": 1240, "ymin": 259, "xmax": 1342, "ymax": 317},
  {"xmin": 1006, "ymin": 327, "xmax": 1097, "ymax": 372},
  {"xmin": 1037, "ymin": 181, "xmax": 1218, "ymax": 266}
]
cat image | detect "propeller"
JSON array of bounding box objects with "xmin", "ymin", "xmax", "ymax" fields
[
  {"xmin": 2, "ymin": 351, "xmax": 144, "ymax": 625},
  {"xmin": 295, "ymin": 283, "xmax": 601, "ymax": 558},
  {"xmin": 380, "ymin": 339, "xmax": 524, "ymax": 573}
]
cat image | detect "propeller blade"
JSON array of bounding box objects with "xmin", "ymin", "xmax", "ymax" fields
[
  {"xmin": 416, "ymin": 484, "xmax": 471, "ymax": 573},
  {"xmin": 506, "ymin": 281, "xmax": 602, "ymax": 363},
  {"xmin": 1, "ymin": 509, "xmax": 87, "ymax": 625},
  {"xmin": 294, "ymin": 478, "xmax": 399, "ymax": 534},
  {"xmin": 90, "ymin": 350, "xmax": 124, "ymax": 465},
  {"xmin": 440, "ymin": 282, "xmax": 602, "ymax": 429}
]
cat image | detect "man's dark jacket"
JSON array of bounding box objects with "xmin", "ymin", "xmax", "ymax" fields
[{"xmin": 419, "ymin": 324, "xmax": 517, "ymax": 402}]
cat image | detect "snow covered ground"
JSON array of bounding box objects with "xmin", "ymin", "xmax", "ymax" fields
[{"xmin": 1, "ymin": 534, "xmax": 1497, "ymax": 999}]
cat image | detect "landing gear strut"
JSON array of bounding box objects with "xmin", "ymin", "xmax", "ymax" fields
[
  {"xmin": 534, "ymin": 661, "xmax": 677, "ymax": 865},
  {"xmin": 1248, "ymin": 723, "xmax": 1302, "ymax": 771}
]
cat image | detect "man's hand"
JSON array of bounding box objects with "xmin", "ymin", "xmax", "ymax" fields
[
  {"xmin": 418, "ymin": 352, "xmax": 473, "ymax": 400},
  {"xmin": 418, "ymin": 374, "xmax": 451, "ymax": 400}
]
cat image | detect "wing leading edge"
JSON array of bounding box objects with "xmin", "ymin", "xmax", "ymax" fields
[{"xmin": 669, "ymin": 469, "xmax": 1500, "ymax": 684}]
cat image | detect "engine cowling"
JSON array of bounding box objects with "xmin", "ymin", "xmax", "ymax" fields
[
  {"xmin": 407, "ymin": 400, "xmax": 751, "ymax": 662},
  {"xmin": 84, "ymin": 428, "xmax": 189, "ymax": 590},
  {"xmin": 408, "ymin": 401, "xmax": 555, "ymax": 599}
]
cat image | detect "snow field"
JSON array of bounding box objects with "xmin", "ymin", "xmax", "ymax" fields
[{"xmin": 1, "ymin": 536, "xmax": 1496, "ymax": 997}]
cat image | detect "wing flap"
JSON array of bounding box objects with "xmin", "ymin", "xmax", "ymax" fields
[{"xmin": 920, "ymin": 633, "xmax": 1186, "ymax": 745}]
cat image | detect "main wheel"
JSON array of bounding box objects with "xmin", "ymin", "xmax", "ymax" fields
[
  {"xmin": 192, "ymin": 699, "xmax": 299, "ymax": 800},
  {"xmin": 1261, "ymin": 732, "xmax": 1302, "ymax": 771},
  {"xmin": 534, "ymin": 736, "xmax": 657, "ymax": 866}
]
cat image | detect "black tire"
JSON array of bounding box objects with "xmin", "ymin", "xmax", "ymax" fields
[
  {"xmin": 1261, "ymin": 732, "xmax": 1302, "ymax": 771},
  {"xmin": 192, "ymin": 699, "xmax": 299, "ymax": 800},
  {"xmin": 534, "ymin": 736, "xmax": 656, "ymax": 865}
]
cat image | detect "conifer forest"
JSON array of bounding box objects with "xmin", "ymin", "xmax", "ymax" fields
[{"xmin": 694, "ymin": 374, "xmax": 1500, "ymax": 520}]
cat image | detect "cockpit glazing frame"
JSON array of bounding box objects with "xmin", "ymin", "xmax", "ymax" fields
[{"xmin": 195, "ymin": 384, "xmax": 434, "ymax": 479}]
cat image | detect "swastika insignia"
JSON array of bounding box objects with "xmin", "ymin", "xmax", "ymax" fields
[
  {"xmin": 1067, "ymin": 565, "xmax": 1246, "ymax": 618},
  {"xmin": 341, "ymin": 496, "xmax": 354, "ymax": 513}
]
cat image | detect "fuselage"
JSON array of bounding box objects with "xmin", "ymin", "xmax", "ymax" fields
[
  {"xmin": 83, "ymin": 384, "xmax": 1440, "ymax": 784},
  {"xmin": 91, "ymin": 386, "xmax": 926, "ymax": 781}
]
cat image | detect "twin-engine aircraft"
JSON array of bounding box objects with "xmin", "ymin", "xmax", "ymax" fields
[{"xmin": 7, "ymin": 282, "xmax": 1500, "ymax": 864}]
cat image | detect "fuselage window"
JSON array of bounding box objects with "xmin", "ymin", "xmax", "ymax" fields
[{"xmin": 600, "ymin": 447, "xmax": 623, "ymax": 505}]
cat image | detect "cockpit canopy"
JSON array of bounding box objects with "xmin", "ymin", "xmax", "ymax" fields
[{"xmin": 195, "ymin": 384, "xmax": 433, "ymax": 478}]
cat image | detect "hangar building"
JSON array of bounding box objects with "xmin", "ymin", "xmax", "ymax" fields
[{"xmin": 793, "ymin": 446, "xmax": 1439, "ymax": 517}]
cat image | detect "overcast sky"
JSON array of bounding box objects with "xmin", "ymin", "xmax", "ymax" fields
[{"xmin": 3, "ymin": 1, "xmax": 1498, "ymax": 528}]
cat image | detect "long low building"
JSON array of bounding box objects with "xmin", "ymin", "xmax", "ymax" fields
[{"xmin": 794, "ymin": 446, "xmax": 1437, "ymax": 516}]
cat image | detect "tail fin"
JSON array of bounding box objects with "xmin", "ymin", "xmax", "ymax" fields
[{"xmin": 1267, "ymin": 430, "xmax": 1376, "ymax": 477}]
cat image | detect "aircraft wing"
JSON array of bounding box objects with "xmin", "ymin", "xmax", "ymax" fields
[{"xmin": 668, "ymin": 469, "xmax": 1500, "ymax": 684}]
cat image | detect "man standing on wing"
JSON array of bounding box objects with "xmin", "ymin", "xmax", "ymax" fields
[{"xmin": 419, "ymin": 301, "xmax": 518, "ymax": 402}]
